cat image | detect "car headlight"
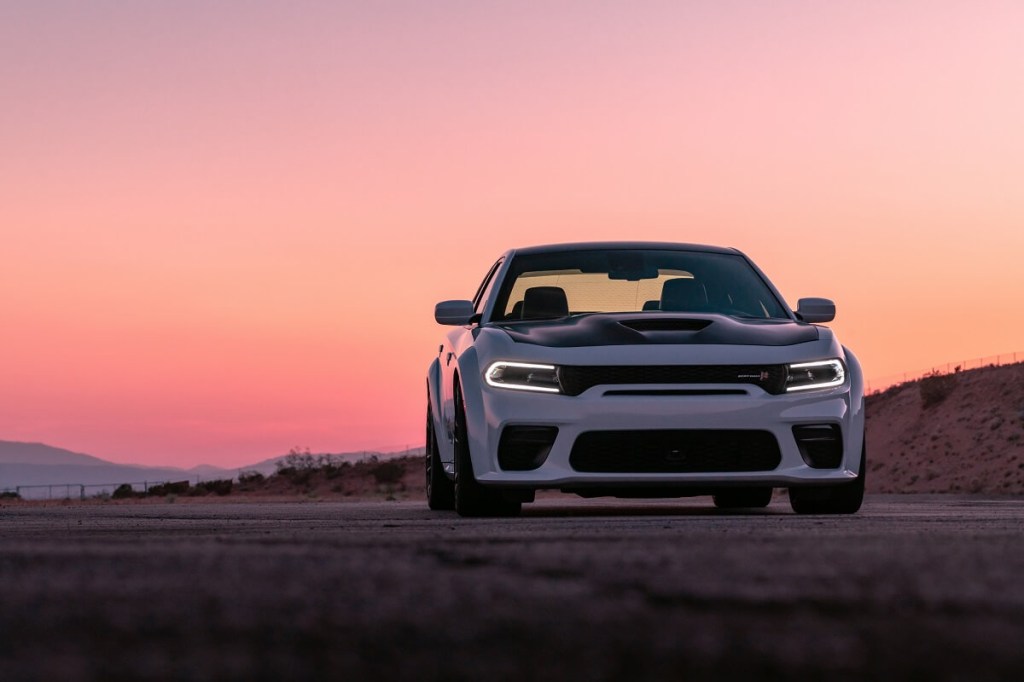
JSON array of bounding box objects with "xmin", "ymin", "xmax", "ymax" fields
[
  {"xmin": 785, "ymin": 359, "xmax": 845, "ymax": 392},
  {"xmin": 484, "ymin": 362, "xmax": 562, "ymax": 393}
]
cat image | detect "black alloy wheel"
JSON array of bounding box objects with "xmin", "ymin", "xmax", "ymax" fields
[{"xmin": 425, "ymin": 400, "xmax": 454, "ymax": 510}]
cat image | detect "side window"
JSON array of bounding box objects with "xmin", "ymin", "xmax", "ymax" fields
[{"xmin": 473, "ymin": 259, "xmax": 504, "ymax": 316}]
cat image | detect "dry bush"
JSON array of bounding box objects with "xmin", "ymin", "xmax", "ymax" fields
[
  {"xmin": 191, "ymin": 479, "xmax": 234, "ymax": 496},
  {"xmin": 148, "ymin": 481, "xmax": 190, "ymax": 496},
  {"xmin": 370, "ymin": 461, "xmax": 405, "ymax": 485},
  {"xmin": 238, "ymin": 470, "xmax": 265, "ymax": 485},
  {"xmin": 112, "ymin": 483, "xmax": 137, "ymax": 499},
  {"xmin": 920, "ymin": 371, "xmax": 957, "ymax": 408}
]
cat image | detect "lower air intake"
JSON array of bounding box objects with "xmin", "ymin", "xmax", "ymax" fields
[
  {"xmin": 498, "ymin": 425, "xmax": 559, "ymax": 471},
  {"xmin": 569, "ymin": 430, "xmax": 781, "ymax": 473},
  {"xmin": 792, "ymin": 424, "xmax": 843, "ymax": 469}
]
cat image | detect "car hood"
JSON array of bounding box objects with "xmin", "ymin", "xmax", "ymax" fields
[{"xmin": 491, "ymin": 313, "xmax": 819, "ymax": 348}]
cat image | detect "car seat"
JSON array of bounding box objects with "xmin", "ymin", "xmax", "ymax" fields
[{"xmin": 521, "ymin": 286, "xmax": 569, "ymax": 320}]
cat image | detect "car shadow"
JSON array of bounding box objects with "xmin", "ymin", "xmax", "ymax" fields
[{"xmin": 520, "ymin": 500, "xmax": 791, "ymax": 518}]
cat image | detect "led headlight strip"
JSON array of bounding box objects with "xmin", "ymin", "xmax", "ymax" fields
[
  {"xmin": 785, "ymin": 359, "xmax": 845, "ymax": 392},
  {"xmin": 485, "ymin": 362, "xmax": 562, "ymax": 393}
]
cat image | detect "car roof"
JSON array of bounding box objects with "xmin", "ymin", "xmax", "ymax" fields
[{"xmin": 504, "ymin": 241, "xmax": 742, "ymax": 258}]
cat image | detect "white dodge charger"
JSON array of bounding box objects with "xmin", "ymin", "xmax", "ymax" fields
[{"xmin": 426, "ymin": 242, "xmax": 865, "ymax": 517}]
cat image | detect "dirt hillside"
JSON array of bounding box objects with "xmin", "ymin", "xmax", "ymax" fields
[{"xmin": 866, "ymin": 362, "xmax": 1024, "ymax": 494}]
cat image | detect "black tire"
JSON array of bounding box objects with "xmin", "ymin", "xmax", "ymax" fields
[
  {"xmin": 453, "ymin": 382, "xmax": 521, "ymax": 518},
  {"xmin": 789, "ymin": 442, "xmax": 866, "ymax": 515},
  {"xmin": 712, "ymin": 487, "xmax": 773, "ymax": 509},
  {"xmin": 425, "ymin": 401, "xmax": 454, "ymax": 510}
]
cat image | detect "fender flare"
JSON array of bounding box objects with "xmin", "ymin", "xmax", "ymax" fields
[
  {"xmin": 452, "ymin": 348, "xmax": 492, "ymax": 478},
  {"xmin": 842, "ymin": 345, "xmax": 866, "ymax": 475}
]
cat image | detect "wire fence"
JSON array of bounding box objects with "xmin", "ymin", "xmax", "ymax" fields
[
  {"xmin": 0, "ymin": 480, "xmax": 188, "ymax": 501},
  {"xmin": 866, "ymin": 351, "xmax": 1023, "ymax": 395}
]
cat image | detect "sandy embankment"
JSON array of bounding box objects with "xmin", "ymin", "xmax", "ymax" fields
[{"xmin": 865, "ymin": 362, "xmax": 1024, "ymax": 494}]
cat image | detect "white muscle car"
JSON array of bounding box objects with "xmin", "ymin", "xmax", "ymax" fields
[{"xmin": 426, "ymin": 242, "xmax": 865, "ymax": 516}]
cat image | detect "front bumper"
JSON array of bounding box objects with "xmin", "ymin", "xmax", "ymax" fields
[{"xmin": 468, "ymin": 382, "xmax": 864, "ymax": 489}]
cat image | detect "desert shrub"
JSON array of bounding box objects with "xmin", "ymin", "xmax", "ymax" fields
[
  {"xmin": 324, "ymin": 463, "xmax": 348, "ymax": 479},
  {"xmin": 112, "ymin": 483, "xmax": 136, "ymax": 499},
  {"xmin": 0, "ymin": 491, "xmax": 21, "ymax": 500},
  {"xmin": 285, "ymin": 468, "xmax": 315, "ymax": 485},
  {"xmin": 276, "ymin": 446, "xmax": 316, "ymax": 473},
  {"xmin": 317, "ymin": 454, "xmax": 352, "ymax": 479},
  {"xmin": 238, "ymin": 470, "xmax": 265, "ymax": 485},
  {"xmin": 371, "ymin": 460, "xmax": 405, "ymax": 484},
  {"xmin": 148, "ymin": 481, "xmax": 190, "ymax": 496},
  {"xmin": 273, "ymin": 447, "xmax": 324, "ymax": 485},
  {"xmin": 193, "ymin": 479, "xmax": 234, "ymax": 496},
  {"xmin": 920, "ymin": 371, "xmax": 957, "ymax": 408}
]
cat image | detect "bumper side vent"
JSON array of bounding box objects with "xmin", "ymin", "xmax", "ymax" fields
[
  {"xmin": 792, "ymin": 424, "xmax": 843, "ymax": 469},
  {"xmin": 498, "ymin": 426, "xmax": 559, "ymax": 471}
]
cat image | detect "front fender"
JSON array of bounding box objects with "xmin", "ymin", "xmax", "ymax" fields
[
  {"xmin": 426, "ymin": 358, "xmax": 450, "ymax": 465},
  {"xmin": 842, "ymin": 345, "xmax": 866, "ymax": 475},
  {"xmin": 454, "ymin": 347, "xmax": 493, "ymax": 478}
]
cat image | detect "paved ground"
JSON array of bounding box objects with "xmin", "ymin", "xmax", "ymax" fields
[{"xmin": 2, "ymin": 495, "xmax": 1023, "ymax": 681}]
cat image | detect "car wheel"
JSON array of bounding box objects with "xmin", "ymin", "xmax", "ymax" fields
[
  {"xmin": 712, "ymin": 487, "xmax": 773, "ymax": 509},
  {"xmin": 789, "ymin": 442, "xmax": 866, "ymax": 515},
  {"xmin": 453, "ymin": 382, "xmax": 521, "ymax": 518},
  {"xmin": 425, "ymin": 400, "xmax": 455, "ymax": 510}
]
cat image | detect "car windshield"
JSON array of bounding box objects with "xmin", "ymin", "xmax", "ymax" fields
[{"xmin": 491, "ymin": 249, "xmax": 789, "ymax": 321}]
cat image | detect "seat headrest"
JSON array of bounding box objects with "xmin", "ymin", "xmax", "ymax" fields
[
  {"xmin": 522, "ymin": 286, "xmax": 569, "ymax": 320},
  {"xmin": 660, "ymin": 278, "xmax": 708, "ymax": 312}
]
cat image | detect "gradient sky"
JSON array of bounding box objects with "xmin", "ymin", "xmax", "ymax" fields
[{"xmin": 2, "ymin": 1, "xmax": 1022, "ymax": 467}]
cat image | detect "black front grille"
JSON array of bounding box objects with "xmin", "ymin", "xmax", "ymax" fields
[
  {"xmin": 557, "ymin": 365, "xmax": 787, "ymax": 396},
  {"xmin": 570, "ymin": 430, "xmax": 782, "ymax": 473}
]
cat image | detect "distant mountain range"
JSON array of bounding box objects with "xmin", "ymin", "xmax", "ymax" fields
[
  {"xmin": 0, "ymin": 440, "xmax": 424, "ymax": 499},
  {"xmin": 0, "ymin": 441, "xmax": 231, "ymax": 498}
]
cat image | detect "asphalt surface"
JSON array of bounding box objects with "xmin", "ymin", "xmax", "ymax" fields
[{"xmin": 2, "ymin": 496, "xmax": 1023, "ymax": 681}]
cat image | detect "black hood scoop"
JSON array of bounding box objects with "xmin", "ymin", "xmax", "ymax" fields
[
  {"xmin": 619, "ymin": 318, "xmax": 712, "ymax": 333},
  {"xmin": 495, "ymin": 313, "xmax": 818, "ymax": 348}
]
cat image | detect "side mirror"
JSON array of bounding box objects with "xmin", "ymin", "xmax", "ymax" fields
[
  {"xmin": 434, "ymin": 300, "xmax": 477, "ymax": 325},
  {"xmin": 796, "ymin": 297, "xmax": 836, "ymax": 324}
]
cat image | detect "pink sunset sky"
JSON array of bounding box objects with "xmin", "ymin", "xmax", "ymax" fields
[{"xmin": 2, "ymin": 1, "xmax": 1023, "ymax": 468}]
